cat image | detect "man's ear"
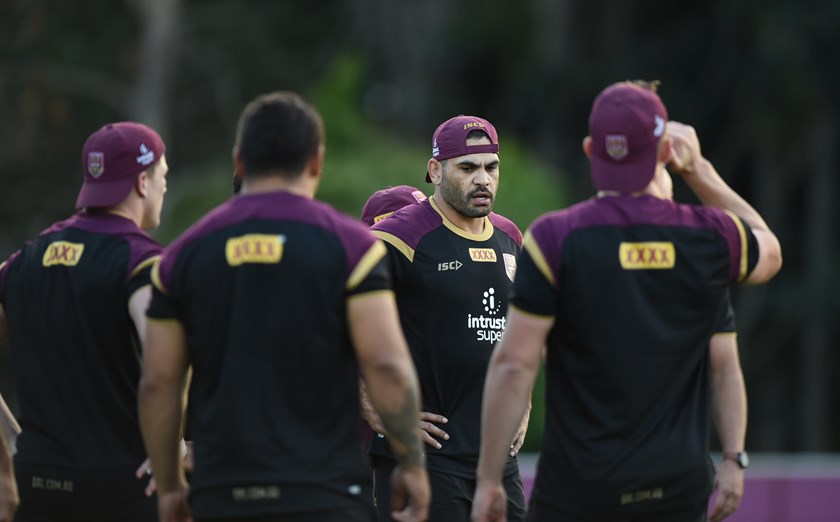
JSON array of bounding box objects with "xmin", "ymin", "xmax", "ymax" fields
[
  {"xmin": 136, "ymin": 171, "xmax": 149, "ymax": 198},
  {"xmin": 427, "ymin": 158, "xmax": 442, "ymax": 184},
  {"xmin": 308, "ymin": 144, "xmax": 325, "ymax": 179},
  {"xmin": 232, "ymin": 148, "xmax": 245, "ymax": 180},
  {"xmin": 658, "ymin": 137, "xmax": 672, "ymax": 164},
  {"xmin": 582, "ymin": 136, "xmax": 593, "ymax": 159}
]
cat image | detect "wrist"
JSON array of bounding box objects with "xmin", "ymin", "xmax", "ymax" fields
[
  {"xmin": 396, "ymin": 450, "xmax": 426, "ymax": 470},
  {"xmin": 677, "ymin": 157, "xmax": 709, "ymax": 179},
  {"xmin": 722, "ymin": 450, "xmax": 749, "ymax": 469}
]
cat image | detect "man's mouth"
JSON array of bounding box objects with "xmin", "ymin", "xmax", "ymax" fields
[{"xmin": 470, "ymin": 191, "xmax": 493, "ymax": 205}]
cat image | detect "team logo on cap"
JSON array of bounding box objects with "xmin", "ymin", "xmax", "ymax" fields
[
  {"xmin": 432, "ymin": 138, "xmax": 440, "ymax": 158},
  {"xmin": 605, "ymin": 135, "xmax": 628, "ymax": 161},
  {"xmin": 136, "ymin": 144, "xmax": 155, "ymax": 166},
  {"xmin": 87, "ymin": 152, "xmax": 105, "ymax": 178}
]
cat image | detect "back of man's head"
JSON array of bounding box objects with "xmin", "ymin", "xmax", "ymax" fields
[
  {"xmin": 588, "ymin": 81, "xmax": 668, "ymax": 194},
  {"xmin": 76, "ymin": 121, "xmax": 165, "ymax": 210},
  {"xmin": 234, "ymin": 91, "xmax": 324, "ymax": 180}
]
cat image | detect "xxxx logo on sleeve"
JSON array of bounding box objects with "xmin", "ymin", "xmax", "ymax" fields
[{"xmin": 42, "ymin": 241, "xmax": 85, "ymax": 267}]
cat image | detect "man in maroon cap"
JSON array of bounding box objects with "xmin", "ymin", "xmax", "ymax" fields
[
  {"xmin": 361, "ymin": 185, "xmax": 427, "ymax": 227},
  {"xmin": 0, "ymin": 121, "xmax": 169, "ymax": 521},
  {"xmin": 358, "ymin": 185, "xmax": 427, "ymax": 458},
  {"xmin": 472, "ymin": 81, "xmax": 782, "ymax": 522},
  {"xmin": 368, "ymin": 115, "xmax": 529, "ymax": 521}
]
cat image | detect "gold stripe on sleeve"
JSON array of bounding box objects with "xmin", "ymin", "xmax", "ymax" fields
[
  {"xmin": 347, "ymin": 289, "xmax": 395, "ymax": 304},
  {"xmin": 347, "ymin": 241, "xmax": 387, "ymax": 291},
  {"xmin": 711, "ymin": 331, "xmax": 738, "ymax": 339},
  {"xmin": 130, "ymin": 255, "xmax": 161, "ymax": 279},
  {"xmin": 372, "ymin": 231, "xmax": 416, "ymax": 262},
  {"xmin": 723, "ymin": 210, "xmax": 749, "ymax": 282},
  {"xmin": 523, "ymin": 231, "xmax": 555, "ymax": 286},
  {"xmin": 150, "ymin": 259, "xmax": 169, "ymax": 295}
]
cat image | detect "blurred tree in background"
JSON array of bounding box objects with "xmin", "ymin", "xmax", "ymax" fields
[{"xmin": 1, "ymin": 0, "xmax": 837, "ymax": 452}]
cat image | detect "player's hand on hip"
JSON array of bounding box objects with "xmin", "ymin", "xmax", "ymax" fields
[
  {"xmin": 708, "ymin": 460, "xmax": 744, "ymax": 522},
  {"xmin": 471, "ymin": 481, "xmax": 507, "ymax": 522},
  {"xmin": 418, "ymin": 411, "xmax": 448, "ymax": 449},
  {"xmin": 390, "ymin": 464, "xmax": 430, "ymax": 522},
  {"xmin": 135, "ymin": 457, "xmax": 158, "ymax": 497}
]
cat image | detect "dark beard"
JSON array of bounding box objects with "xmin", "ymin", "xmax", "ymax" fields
[{"xmin": 439, "ymin": 175, "xmax": 493, "ymax": 218}]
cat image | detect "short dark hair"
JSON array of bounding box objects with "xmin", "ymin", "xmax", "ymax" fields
[{"xmin": 234, "ymin": 91, "xmax": 325, "ymax": 179}]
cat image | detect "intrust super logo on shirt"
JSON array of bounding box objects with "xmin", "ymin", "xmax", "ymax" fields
[
  {"xmin": 42, "ymin": 241, "xmax": 85, "ymax": 267},
  {"xmin": 619, "ymin": 242, "xmax": 675, "ymax": 270},
  {"xmin": 469, "ymin": 248, "xmax": 497, "ymax": 262},
  {"xmin": 226, "ymin": 234, "xmax": 285, "ymax": 266}
]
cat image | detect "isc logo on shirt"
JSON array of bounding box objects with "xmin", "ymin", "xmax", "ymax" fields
[
  {"xmin": 469, "ymin": 248, "xmax": 497, "ymax": 262},
  {"xmin": 619, "ymin": 242, "xmax": 675, "ymax": 270},
  {"xmin": 42, "ymin": 241, "xmax": 85, "ymax": 267},
  {"xmin": 226, "ymin": 234, "xmax": 285, "ymax": 266}
]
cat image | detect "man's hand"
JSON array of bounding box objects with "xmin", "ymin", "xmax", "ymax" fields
[
  {"xmin": 708, "ymin": 460, "xmax": 744, "ymax": 522},
  {"xmin": 390, "ymin": 463, "xmax": 430, "ymax": 522},
  {"xmin": 136, "ymin": 440, "xmax": 194, "ymax": 497},
  {"xmin": 471, "ymin": 481, "xmax": 507, "ymax": 522},
  {"xmin": 509, "ymin": 407, "xmax": 530, "ymax": 457},
  {"xmin": 418, "ymin": 412, "xmax": 448, "ymax": 449},
  {"xmin": 666, "ymin": 121, "xmax": 703, "ymax": 176}
]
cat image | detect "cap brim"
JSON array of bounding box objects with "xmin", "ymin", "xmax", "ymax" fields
[
  {"xmin": 590, "ymin": 150, "xmax": 657, "ymax": 194},
  {"xmin": 75, "ymin": 176, "xmax": 137, "ymax": 209}
]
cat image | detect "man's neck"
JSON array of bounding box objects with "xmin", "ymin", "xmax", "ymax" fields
[
  {"xmin": 105, "ymin": 202, "xmax": 143, "ymax": 228},
  {"xmin": 241, "ymin": 175, "xmax": 314, "ymax": 198}
]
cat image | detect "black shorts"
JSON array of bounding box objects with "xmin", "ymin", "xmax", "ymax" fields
[
  {"xmin": 195, "ymin": 506, "xmax": 376, "ymax": 522},
  {"xmin": 526, "ymin": 499, "xmax": 708, "ymax": 522},
  {"xmin": 372, "ymin": 455, "xmax": 526, "ymax": 522},
  {"xmin": 14, "ymin": 461, "xmax": 157, "ymax": 522}
]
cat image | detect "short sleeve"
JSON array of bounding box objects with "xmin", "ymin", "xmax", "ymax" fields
[
  {"xmin": 127, "ymin": 254, "xmax": 160, "ymax": 297},
  {"xmin": 146, "ymin": 258, "xmax": 181, "ymax": 321},
  {"xmin": 347, "ymin": 241, "xmax": 391, "ymax": 297},
  {"xmin": 510, "ymin": 232, "xmax": 556, "ymax": 318},
  {"xmin": 721, "ymin": 211, "xmax": 759, "ymax": 284}
]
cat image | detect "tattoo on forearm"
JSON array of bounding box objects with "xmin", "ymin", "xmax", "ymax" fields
[{"xmin": 378, "ymin": 387, "xmax": 425, "ymax": 469}]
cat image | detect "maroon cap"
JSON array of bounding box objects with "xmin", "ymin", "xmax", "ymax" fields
[
  {"xmin": 588, "ymin": 83, "xmax": 668, "ymax": 193},
  {"xmin": 76, "ymin": 122, "xmax": 165, "ymax": 209},
  {"xmin": 361, "ymin": 185, "xmax": 427, "ymax": 226},
  {"xmin": 426, "ymin": 115, "xmax": 499, "ymax": 182}
]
